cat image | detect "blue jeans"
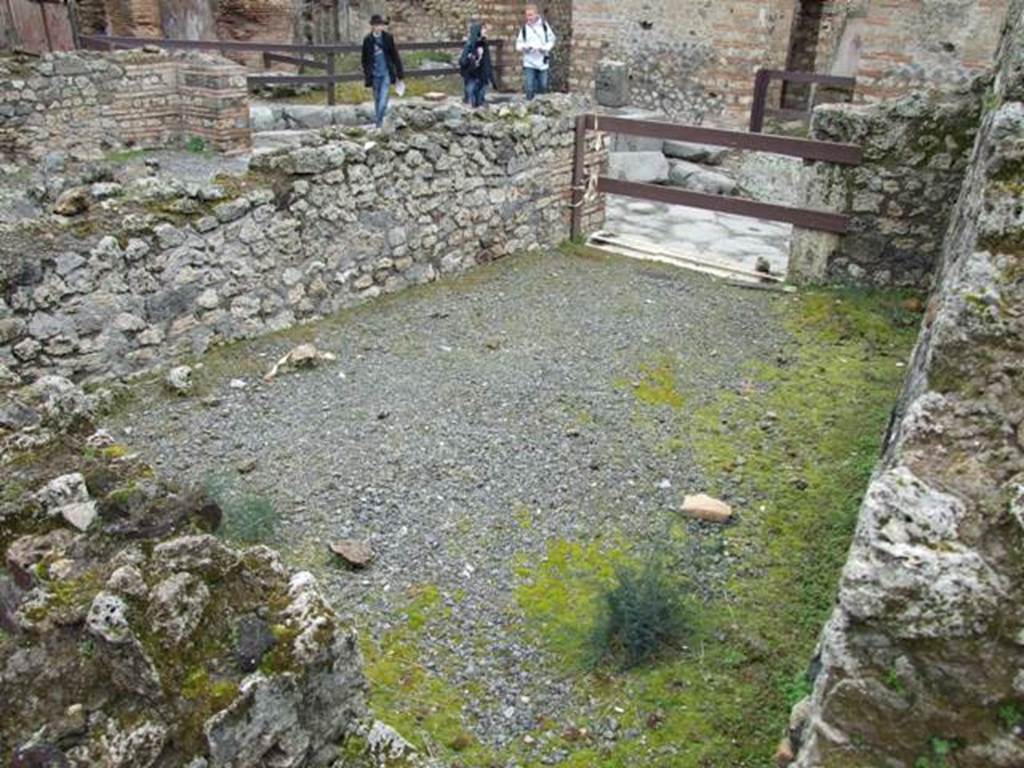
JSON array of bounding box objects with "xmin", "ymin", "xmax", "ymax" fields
[
  {"xmin": 372, "ymin": 76, "xmax": 390, "ymax": 127},
  {"xmin": 524, "ymin": 67, "xmax": 549, "ymax": 100},
  {"xmin": 464, "ymin": 78, "xmax": 488, "ymax": 108}
]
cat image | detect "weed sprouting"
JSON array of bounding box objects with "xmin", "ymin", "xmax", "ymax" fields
[{"xmin": 588, "ymin": 558, "xmax": 689, "ymax": 669}]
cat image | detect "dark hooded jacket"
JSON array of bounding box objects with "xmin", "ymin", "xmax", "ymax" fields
[
  {"xmin": 459, "ymin": 23, "xmax": 496, "ymax": 86},
  {"xmin": 362, "ymin": 31, "xmax": 404, "ymax": 87}
]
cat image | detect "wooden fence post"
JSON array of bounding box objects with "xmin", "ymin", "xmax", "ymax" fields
[
  {"xmin": 326, "ymin": 52, "xmax": 336, "ymax": 105},
  {"xmin": 749, "ymin": 69, "xmax": 771, "ymax": 133}
]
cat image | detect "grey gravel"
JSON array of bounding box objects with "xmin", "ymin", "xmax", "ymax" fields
[{"xmin": 103, "ymin": 249, "xmax": 791, "ymax": 748}]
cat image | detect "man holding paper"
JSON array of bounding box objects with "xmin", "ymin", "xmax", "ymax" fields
[{"xmin": 361, "ymin": 14, "xmax": 405, "ymax": 129}]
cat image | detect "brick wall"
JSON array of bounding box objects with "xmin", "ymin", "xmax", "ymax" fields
[
  {"xmin": 103, "ymin": 0, "xmax": 162, "ymax": 36},
  {"xmin": 0, "ymin": 49, "xmax": 250, "ymax": 163},
  {"xmin": 570, "ymin": 0, "xmax": 797, "ymax": 125},
  {"xmin": 830, "ymin": 0, "xmax": 1009, "ymax": 103}
]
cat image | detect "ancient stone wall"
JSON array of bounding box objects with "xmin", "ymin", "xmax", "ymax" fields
[
  {"xmin": 829, "ymin": 0, "xmax": 1010, "ymax": 103},
  {"xmin": 571, "ymin": 0, "xmax": 1009, "ymax": 126},
  {"xmin": 0, "ymin": 50, "xmax": 249, "ymax": 164},
  {"xmin": 571, "ymin": 0, "xmax": 798, "ymax": 125},
  {"xmin": 789, "ymin": 86, "xmax": 983, "ymax": 288},
  {"xmin": 787, "ymin": 2, "xmax": 1024, "ymax": 765},
  {"xmin": 0, "ymin": 94, "xmax": 605, "ymax": 384}
]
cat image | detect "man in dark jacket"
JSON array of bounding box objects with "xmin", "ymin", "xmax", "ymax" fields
[{"xmin": 361, "ymin": 14, "xmax": 404, "ymax": 129}]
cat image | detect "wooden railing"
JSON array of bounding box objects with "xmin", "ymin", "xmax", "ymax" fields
[
  {"xmin": 749, "ymin": 69, "xmax": 856, "ymax": 133},
  {"xmin": 569, "ymin": 114, "xmax": 862, "ymax": 240},
  {"xmin": 78, "ymin": 35, "xmax": 503, "ymax": 105}
]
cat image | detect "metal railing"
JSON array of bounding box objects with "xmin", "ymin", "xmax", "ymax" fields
[
  {"xmin": 78, "ymin": 34, "xmax": 503, "ymax": 105},
  {"xmin": 569, "ymin": 114, "xmax": 862, "ymax": 240},
  {"xmin": 749, "ymin": 69, "xmax": 856, "ymax": 133}
]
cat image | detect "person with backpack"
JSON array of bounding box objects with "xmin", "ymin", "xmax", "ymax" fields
[
  {"xmin": 515, "ymin": 3, "xmax": 556, "ymax": 101},
  {"xmin": 361, "ymin": 14, "xmax": 405, "ymax": 129},
  {"xmin": 460, "ymin": 21, "xmax": 497, "ymax": 109}
]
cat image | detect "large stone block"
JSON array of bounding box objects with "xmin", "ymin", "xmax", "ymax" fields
[
  {"xmin": 608, "ymin": 151, "xmax": 669, "ymax": 183},
  {"xmin": 666, "ymin": 160, "xmax": 736, "ymax": 195}
]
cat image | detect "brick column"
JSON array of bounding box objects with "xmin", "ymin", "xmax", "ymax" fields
[{"xmin": 178, "ymin": 57, "xmax": 252, "ymax": 153}]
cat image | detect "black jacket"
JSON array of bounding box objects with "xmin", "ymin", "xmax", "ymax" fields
[
  {"xmin": 460, "ymin": 37, "xmax": 496, "ymax": 88},
  {"xmin": 362, "ymin": 32, "xmax": 404, "ymax": 87}
]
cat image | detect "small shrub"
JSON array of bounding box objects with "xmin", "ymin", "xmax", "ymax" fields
[
  {"xmin": 999, "ymin": 702, "xmax": 1023, "ymax": 730},
  {"xmin": 204, "ymin": 474, "xmax": 278, "ymax": 544},
  {"xmin": 185, "ymin": 136, "xmax": 207, "ymax": 153},
  {"xmin": 588, "ymin": 559, "xmax": 689, "ymax": 669}
]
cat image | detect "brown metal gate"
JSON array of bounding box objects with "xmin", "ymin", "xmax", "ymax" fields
[{"xmin": 5, "ymin": 0, "xmax": 76, "ymax": 53}]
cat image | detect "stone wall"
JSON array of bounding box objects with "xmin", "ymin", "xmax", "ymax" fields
[
  {"xmin": 789, "ymin": 85, "xmax": 983, "ymax": 288},
  {"xmin": 572, "ymin": 0, "xmax": 1010, "ymax": 127},
  {"xmin": 0, "ymin": 95, "xmax": 605, "ymax": 384},
  {"xmin": 0, "ymin": 49, "xmax": 250, "ymax": 164},
  {"xmin": 788, "ymin": 2, "xmax": 1024, "ymax": 766},
  {"xmin": 572, "ymin": 0, "xmax": 797, "ymax": 125},
  {"xmin": 829, "ymin": 0, "xmax": 1010, "ymax": 103}
]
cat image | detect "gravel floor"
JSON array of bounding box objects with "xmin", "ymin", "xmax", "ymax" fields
[{"xmin": 103, "ymin": 248, "xmax": 791, "ymax": 749}]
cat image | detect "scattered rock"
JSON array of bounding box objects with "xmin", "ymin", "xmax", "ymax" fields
[
  {"xmin": 24, "ymin": 376, "xmax": 93, "ymax": 431},
  {"xmin": 86, "ymin": 591, "xmax": 133, "ymax": 644},
  {"xmin": 329, "ymin": 539, "xmax": 375, "ymax": 568},
  {"xmin": 366, "ymin": 720, "xmax": 416, "ymax": 764},
  {"xmin": 0, "ymin": 400, "xmax": 41, "ymax": 431},
  {"xmin": 235, "ymin": 614, "xmax": 277, "ymax": 673},
  {"xmin": 52, "ymin": 187, "xmax": 90, "ymax": 216},
  {"xmin": 6, "ymin": 530, "xmax": 75, "ymax": 589},
  {"xmin": 264, "ymin": 343, "xmax": 337, "ymax": 381},
  {"xmin": 681, "ymin": 493, "xmax": 733, "ymax": 523},
  {"xmin": 165, "ymin": 366, "xmax": 193, "ymax": 395},
  {"xmin": 236, "ymin": 458, "xmax": 257, "ymax": 474},
  {"xmin": 35, "ymin": 473, "xmax": 97, "ymax": 531},
  {"xmin": 36, "ymin": 472, "xmax": 90, "ymax": 510},
  {"xmin": 106, "ymin": 565, "xmax": 148, "ymax": 599},
  {"xmin": 900, "ymin": 296, "xmax": 925, "ymax": 313},
  {"xmin": 148, "ymin": 571, "xmax": 210, "ymax": 646},
  {"xmin": 774, "ymin": 736, "xmax": 795, "ymax": 766},
  {"xmin": 58, "ymin": 501, "xmax": 98, "ymax": 531}
]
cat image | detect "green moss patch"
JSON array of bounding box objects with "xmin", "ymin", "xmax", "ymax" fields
[{"xmin": 507, "ymin": 287, "xmax": 921, "ymax": 766}]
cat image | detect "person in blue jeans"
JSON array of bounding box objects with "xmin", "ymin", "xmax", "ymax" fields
[
  {"xmin": 515, "ymin": 3, "xmax": 556, "ymax": 100},
  {"xmin": 460, "ymin": 21, "xmax": 496, "ymax": 109},
  {"xmin": 361, "ymin": 14, "xmax": 405, "ymax": 129}
]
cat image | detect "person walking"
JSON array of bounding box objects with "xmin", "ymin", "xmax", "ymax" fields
[
  {"xmin": 515, "ymin": 3, "xmax": 555, "ymax": 100},
  {"xmin": 460, "ymin": 21, "xmax": 496, "ymax": 109},
  {"xmin": 361, "ymin": 14, "xmax": 405, "ymax": 129}
]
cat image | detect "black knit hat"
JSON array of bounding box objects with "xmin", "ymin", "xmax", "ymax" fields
[{"xmin": 369, "ymin": 14, "xmax": 388, "ymax": 25}]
